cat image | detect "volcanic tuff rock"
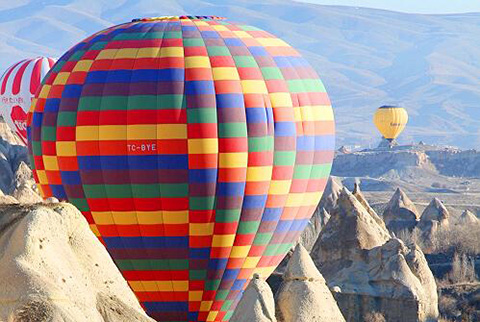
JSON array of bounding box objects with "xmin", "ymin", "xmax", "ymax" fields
[
  {"xmin": 331, "ymin": 147, "xmax": 480, "ymax": 182},
  {"xmin": 337, "ymin": 146, "xmax": 350, "ymax": 154},
  {"xmin": 0, "ymin": 120, "xmax": 43, "ymax": 203},
  {"xmin": 352, "ymin": 183, "xmax": 386, "ymax": 229},
  {"xmin": 231, "ymin": 274, "xmax": 276, "ymax": 322},
  {"xmin": 420, "ymin": 198, "xmax": 450, "ymax": 225},
  {"xmin": 383, "ymin": 188, "xmax": 420, "ymax": 234},
  {"xmin": 323, "ymin": 238, "xmax": 439, "ymax": 322},
  {"xmin": 11, "ymin": 161, "xmax": 42, "ymax": 203},
  {"xmin": 0, "ymin": 187, "xmax": 19, "ymax": 204},
  {"xmin": 0, "ymin": 119, "xmax": 25, "ymax": 146},
  {"xmin": 318, "ymin": 176, "xmax": 342, "ymax": 214},
  {"xmin": 311, "ymin": 188, "xmax": 390, "ymax": 267},
  {"xmin": 418, "ymin": 198, "xmax": 450, "ymax": 240},
  {"xmin": 0, "ymin": 203, "xmax": 154, "ymax": 322},
  {"xmin": 332, "ymin": 150, "xmax": 435, "ymax": 178},
  {"xmin": 426, "ymin": 149, "xmax": 480, "ymax": 178},
  {"xmin": 457, "ymin": 210, "xmax": 480, "ymax": 225},
  {"xmin": 275, "ymin": 244, "xmax": 345, "ymax": 322},
  {"xmin": 0, "ymin": 121, "xmax": 29, "ymax": 195},
  {"xmin": 313, "ymin": 188, "xmax": 438, "ymax": 321}
]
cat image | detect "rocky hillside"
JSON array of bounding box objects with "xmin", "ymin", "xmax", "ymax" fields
[
  {"xmin": 427, "ymin": 149, "xmax": 480, "ymax": 177},
  {"xmin": 332, "ymin": 145, "xmax": 480, "ymax": 194},
  {"xmin": 2, "ymin": 1, "xmax": 480, "ymax": 148},
  {"xmin": 0, "ymin": 120, "xmax": 43, "ymax": 204},
  {"xmin": 333, "ymin": 149, "xmax": 435, "ymax": 178}
]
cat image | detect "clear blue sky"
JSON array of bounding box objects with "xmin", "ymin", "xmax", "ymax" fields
[{"xmin": 296, "ymin": 0, "xmax": 480, "ymax": 14}]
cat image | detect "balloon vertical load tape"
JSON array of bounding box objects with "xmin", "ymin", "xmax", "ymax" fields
[{"xmin": 27, "ymin": 16, "xmax": 335, "ymax": 322}]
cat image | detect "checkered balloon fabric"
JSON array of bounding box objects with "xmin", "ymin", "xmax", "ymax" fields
[{"xmin": 27, "ymin": 16, "xmax": 335, "ymax": 322}]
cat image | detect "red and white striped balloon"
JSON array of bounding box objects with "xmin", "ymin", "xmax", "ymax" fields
[{"xmin": 0, "ymin": 57, "xmax": 55, "ymax": 144}]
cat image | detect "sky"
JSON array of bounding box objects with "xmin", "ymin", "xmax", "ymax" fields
[{"xmin": 296, "ymin": 0, "xmax": 480, "ymax": 14}]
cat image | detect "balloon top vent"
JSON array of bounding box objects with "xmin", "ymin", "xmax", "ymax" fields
[{"xmin": 132, "ymin": 16, "xmax": 226, "ymax": 22}]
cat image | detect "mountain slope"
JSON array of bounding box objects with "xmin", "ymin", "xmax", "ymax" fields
[{"xmin": 1, "ymin": 0, "xmax": 479, "ymax": 148}]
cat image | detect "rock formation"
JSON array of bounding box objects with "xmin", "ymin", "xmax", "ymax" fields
[
  {"xmin": 383, "ymin": 188, "xmax": 420, "ymax": 234},
  {"xmin": 0, "ymin": 202, "xmax": 154, "ymax": 322},
  {"xmin": 275, "ymin": 244, "xmax": 345, "ymax": 322},
  {"xmin": 337, "ymin": 146, "xmax": 350, "ymax": 154},
  {"xmin": 312, "ymin": 188, "xmax": 390, "ymax": 266},
  {"xmin": 313, "ymin": 188, "xmax": 439, "ymax": 322},
  {"xmin": 0, "ymin": 120, "xmax": 30, "ymax": 195},
  {"xmin": 0, "ymin": 188, "xmax": 19, "ymax": 204},
  {"xmin": 231, "ymin": 274, "xmax": 276, "ymax": 322},
  {"xmin": 332, "ymin": 150, "xmax": 435, "ymax": 178},
  {"xmin": 12, "ymin": 161, "xmax": 42, "ymax": 203},
  {"xmin": 457, "ymin": 210, "xmax": 480, "ymax": 225},
  {"xmin": 420, "ymin": 198, "xmax": 450, "ymax": 225},
  {"xmin": 0, "ymin": 119, "xmax": 25, "ymax": 146},
  {"xmin": 418, "ymin": 198, "xmax": 450, "ymax": 239},
  {"xmin": 318, "ymin": 176, "xmax": 343, "ymax": 214},
  {"xmin": 352, "ymin": 183, "xmax": 386, "ymax": 229},
  {"xmin": 426, "ymin": 149, "xmax": 480, "ymax": 177},
  {"xmin": 328, "ymin": 144, "xmax": 480, "ymax": 184}
]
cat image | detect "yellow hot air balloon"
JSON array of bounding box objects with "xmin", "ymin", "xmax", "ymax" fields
[{"xmin": 373, "ymin": 105, "xmax": 408, "ymax": 142}]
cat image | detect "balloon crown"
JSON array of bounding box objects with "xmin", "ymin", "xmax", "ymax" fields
[
  {"xmin": 131, "ymin": 15, "xmax": 226, "ymax": 22},
  {"xmin": 379, "ymin": 105, "xmax": 400, "ymax": 109}
]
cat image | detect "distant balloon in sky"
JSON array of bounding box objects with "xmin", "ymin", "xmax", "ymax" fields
[
  {"xmin": 373, "ymin": 105, "xmax": 408, "ymax": 142},
  {"xmin": 0, "ymin": 57, "xmax": 55, "ymax": 144},
  {"xmin": 27, "ymin": 16, "xmax": 335, "ymax": 322}
]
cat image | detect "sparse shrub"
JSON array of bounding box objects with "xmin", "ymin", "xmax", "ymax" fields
[
  {"xmin": 432, "ymin": 222, "xmax": 480, "ymax": 255},
  {"xmin": 363, "ymin": 312, "xmax": 386, "ymax": 322},
  {"xmin": 397, "ymin": 227, "xmax": 425, "ymax": 249},
  {"xmin": 438, "ymin": 294, "xmax": 458, "ymax": 317},
  {"xmin": 443, "ymin": 252, "xmax": 477, "ymax": 284},
  {"xmin": 397, "ymin": 220, "xmax": 480, "ymax": 256}
]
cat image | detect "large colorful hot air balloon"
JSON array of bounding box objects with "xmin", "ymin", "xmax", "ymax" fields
[
  {"xmin": 27, "ymin": 16, "xmax": 335, "ymax": 322},
  {"xmin": 373, "ymin": 105, "xmax": 408, "ymax": 142},
  {"xmin": 0, "ymin": 57, "xmax": 55, "ymax": 144}
]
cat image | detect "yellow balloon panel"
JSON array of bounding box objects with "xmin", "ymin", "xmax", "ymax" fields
[{"xmin": 373, "ymin": 106, "xmax": 408, "ymax": 140}]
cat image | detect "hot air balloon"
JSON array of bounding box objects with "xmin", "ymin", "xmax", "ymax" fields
[
  {"xmin": 0, "ymin": 57, "xmax": 55, "ymax": 144},
  {"xmin": 27, "ymin": 16, "xmax": 335, "ymax": 322},
  {"xmin": 373, "ymin": 105, "xmax": 408, "ymax": 143}
]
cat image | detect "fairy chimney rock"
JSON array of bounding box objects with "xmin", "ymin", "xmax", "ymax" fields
[
  {"xmin": 383, "ymin": 188, "xmax": 420, "ymax": 234},
  {"xmin": 276, "ymin": 244, "xmax": 345, "ymax": 322}
]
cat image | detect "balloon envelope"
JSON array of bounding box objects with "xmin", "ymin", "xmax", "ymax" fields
[
  {"xmin": 373, "ymin": 105, "xmax": 408, "ymax": 142},
  {"xmin": 27, "ymin": 16, "xmax": 335, "ymax": 322},
  {"xmin": 0, "ymin": 57, "xmax": 55, "ymax": 144}
]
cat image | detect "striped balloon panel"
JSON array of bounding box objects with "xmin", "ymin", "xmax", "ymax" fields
[
  {"xmin": 0, "ymin": 57, "xmax": 55, "ymax": 144},
  {"xmin": 27, "ymin": 16, "xmax": 335, "ymax": 322}
]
